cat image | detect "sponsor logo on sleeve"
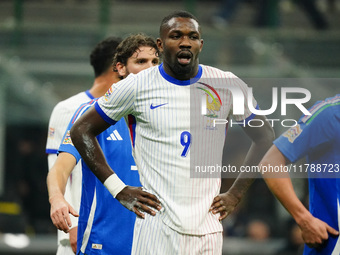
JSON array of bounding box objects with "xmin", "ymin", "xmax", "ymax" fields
[
  {"xmin": 48, "ymin": 127, "xmax": 55, "ymax": 138},
  {"xmin": 283, "ymin": 124, "xmax": 303, "ymax": 143},
  {"xmin": 62, "ymin": 130, "xmax": 73, "ymax": 145},
  {"xmin": 104, "ymin": 87, "xmax": 113, "ymax": 102}
]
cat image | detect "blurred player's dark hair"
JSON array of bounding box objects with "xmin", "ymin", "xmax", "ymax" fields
[{"xmin": 90, "ymin": 37, "xmax": 122, "ymax": 78}]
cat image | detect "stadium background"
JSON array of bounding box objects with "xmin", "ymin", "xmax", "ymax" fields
[{"xmin": 0, "ymin": 0, "xmax": 339, "ymax": 254}]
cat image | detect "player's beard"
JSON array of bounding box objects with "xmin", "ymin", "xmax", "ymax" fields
[
  {"xmin": 162, "ymin": 51, "xmax": 198, "ymax": 78},
  {"xmin": 171, "ymin": 62, "xmax": 194, "ymax": 76}
]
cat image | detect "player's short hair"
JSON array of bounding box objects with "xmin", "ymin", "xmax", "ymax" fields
[
  {"xmin": 112, "ymin": 33, "xmax": 159, "ymax": 68},
  {"xmin": 159, "ymin": 10, "xmax": 200, "ymax": 36},
  {"xmin": 90, "ymin": 37, "xmax": 122, "ymax": 77}
]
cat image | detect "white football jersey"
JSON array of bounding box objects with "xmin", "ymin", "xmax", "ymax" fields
[
  {"xmin": 46, "ymin": 90, "xmax": 94, "ymax": 244},
  {"xmin": 96, "ymin": 64, "xmax": 256, "ymax": 235}
]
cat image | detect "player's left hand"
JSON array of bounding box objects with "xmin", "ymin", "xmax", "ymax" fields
[{"xmin": 210, "ymin": 192, "xmax": 240, "ymax": 221}]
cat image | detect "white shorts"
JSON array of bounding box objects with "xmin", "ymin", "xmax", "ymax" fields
[
  {"xmin": 132, "ymin": 213, "xmax": 223, "ymax": 255},
  {"xmin": 56, "ymin": 243, "xmax": 74, "ymax": 255}
]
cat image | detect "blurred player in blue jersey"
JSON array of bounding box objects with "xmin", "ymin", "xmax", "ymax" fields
[
  {"xmin": 261, "ymin": 95, "xmax": 340, "ymax": 254},
  {"xmin": 69, "ymin": 11, "xmax": 274, "ymax": 254},
  {"xmin": 46, "ymin": 36, "xmax": 121, "ymax": 254},
  {"xmin": 47, "ymin": 34, "xmax": 160, "ymax": 255}
]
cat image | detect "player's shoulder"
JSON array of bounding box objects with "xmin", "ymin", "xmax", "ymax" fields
[
  {"xmin": 200, "ymin": 64, "xmax": 248, "ymax": 90},
  {"xmin": 77, "ymin": 98, "xmax": 98, "ymax": 109},
  {"xmin": 52, "ymin": 91, "xmax": 89, "ymax": 112},
  {"xmin": 124, "ymin": 65, "xmax": 163, "ymax": 89},
  {"xmin": 60, "ymin": 91, "xmax": 91, "ymax": 106},
  {"xmin": 70, "ymin": 99, "xmax": 98, "ymax": 124},
  {"xmin": 113, "ymin": 66, "xmax": 158, "ymax": 88},
  {"xmin": 200, "ymin": 64, "xmax": 238, "ymax": 79},
  {"xmin": 136, "ymin": 65, "xmax": 159, "ymax": 79},
  {"xmin": 49, "ymin": 91, "xmax": 92, "ymax": 123},
  {"xmin": 76, "ymin": 98, "xmax": 98, "ymax": 115},
  {"xmin": 300, "ymin": 94, "xmax": 340, "ymax": 124}
]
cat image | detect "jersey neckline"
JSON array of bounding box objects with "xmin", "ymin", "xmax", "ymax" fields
[
  {"xmin": 158, "ymin": 63, "xmax": 202, "ymax": 86},
  {"xmin": 85, "ymin": 90, "xmax": 95, "ymax": 99}
]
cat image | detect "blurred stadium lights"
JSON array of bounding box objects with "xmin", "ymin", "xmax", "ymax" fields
[
  {"xmin": 3, "ymin": 233, "xmax": 30, "ymax": 249},
  {"xmin": 0, "ymin": 234, "xmax": 57, "ymax": 255}
]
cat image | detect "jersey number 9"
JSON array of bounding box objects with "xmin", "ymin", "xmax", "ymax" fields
[{"xmin": 180, "ymin": 131, "xmax": 191, "ymax": 157}]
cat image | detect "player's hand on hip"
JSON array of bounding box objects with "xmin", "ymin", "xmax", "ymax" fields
[
  {"xmin": 116, "ymin": 186, "xmax": 162, "ymax": 219},
  {"xmin": 49, "ymin": 194, "xmax": 79, "ymax": 233},
  {"xmin": 210, "ymin": 192, "xmax": 240, "ymax": 221},
  {"xmin": 299, "ymin": 215, "xmax": 339, "ymax": 248}
]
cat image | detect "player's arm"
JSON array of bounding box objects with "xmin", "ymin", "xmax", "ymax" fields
[
  {"xmin": 47, "ymin": 152, "xmax": 79, "ymax": 232},
  {"xmin": 70, "ymin": 106, "xmax": 161, "ymax": 218},
  {"xmin": 210, "ymin": 115, "xmax": 275, "ymax": 220},
  {"xmin": 261, "ymin": 145, "xmax": 338, "ymax": 247}
]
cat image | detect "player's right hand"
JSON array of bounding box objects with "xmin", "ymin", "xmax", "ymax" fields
[
  {"xmin": 299, "ymin": 215, "xmax": 339, "ymax": 248},
  {"xmin": 116, "ymin": 186, "xmax": 162, "ymax": 219},
  {"xmin": 49, "ymin": 194, "xmax": 79, "ymax": 233}
]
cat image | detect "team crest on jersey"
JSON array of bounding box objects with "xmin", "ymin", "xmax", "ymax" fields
[
  {"xmin": 197, "ymin": 82, "xmax": 222, "ymax": 130},
  {"xmin": 197, "ymin": 82, "xmax": 222, "ymax": 119},
  {"xmin": 283, "ymin": 124, "xmax": 303, "ymax": 143},
  {"xmin": 104, "ymin": 87, "xmax": 113, "ymax": 101},
  {"xmin": 204, "ymin": 94, "xmax": 221, "ymax": 118},
  {"xmin": 62, "ymin": 130, "xmax": 73, "ymax": 145},
  {"xmin": 48, "ymin": 127, "xmax": 55, "ymax": 138}
]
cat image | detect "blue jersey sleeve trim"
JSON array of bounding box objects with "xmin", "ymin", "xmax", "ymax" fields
[
  {"xmin": 158, "ymin": 63, "xmax": 202, "ymax": 86},
  {"xmin": 46, "ymin": 149, "xmax": 58, "ymax": 154},
  {"xmin": 94, "ymin": 102, "xmax": 118, "ymax": 125},
  {"xmin": 85, "ymin": 90, "xmax": 95, "ymax": 100}
]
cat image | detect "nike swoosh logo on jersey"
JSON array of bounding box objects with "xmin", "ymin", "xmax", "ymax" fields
[{"xmin": 150, "ymin": 103, "xmax": 168, "ymax": 109}]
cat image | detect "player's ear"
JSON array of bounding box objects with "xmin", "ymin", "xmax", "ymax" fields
[
  {"xmin": 157, "ymin": 38, "xmax": 164, "ymax": 53},
  {"xmin": 116, "ymin": 62, "xmax": 126, "ymax": 77},
  {"xmin": 199, "ymin": 39, "xmax": 204, "ymax": 52}
]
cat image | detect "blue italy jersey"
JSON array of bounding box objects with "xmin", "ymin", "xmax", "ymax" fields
[
  {"xmin": 274, "ymin": 94, "xmax": 340, "ymax": 255},
  {"xmin": 59, "ymin": 99, "xmax": 140, "ymax": 255}
]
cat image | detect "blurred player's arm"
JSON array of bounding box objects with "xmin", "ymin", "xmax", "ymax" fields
[
  {"xmin": 261, "ymin": 145, "xmax": 338, "ymax": 247},
  {"xmin": 47, "ymin": 152, "xmax": 79, "ymax": 233},
  {"xmin": 210, "ymin": 115, "xmax": 274, "ymax": 220},
  {"xmin": 46, "ymin": 104, "xmax": 79, "ymax": 252},
  {"xmin": 70, "ymin": 106, "xmax": 161, "ymax": 218}
]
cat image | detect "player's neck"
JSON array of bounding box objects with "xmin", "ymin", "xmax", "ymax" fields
[{"xmin": 89, "ymin": 74, "xmax": 120, "ymax": 98}]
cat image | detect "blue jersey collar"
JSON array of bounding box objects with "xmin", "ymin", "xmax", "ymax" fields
[
  {"xmin": 159, "ymin": 63, "xmax": 202, "ymax": 86},
  {"xmin": 85, "ymin": 90, "xmax": 95, "ymax": 99}
]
